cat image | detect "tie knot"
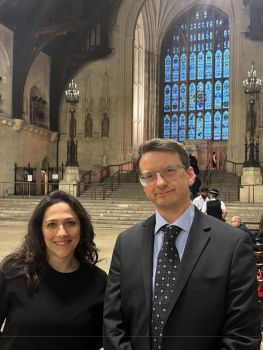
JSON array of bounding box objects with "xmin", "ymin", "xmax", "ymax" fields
[{"xmin": 161, "ymin": 224, "xmax": 181, "ymax": 240}]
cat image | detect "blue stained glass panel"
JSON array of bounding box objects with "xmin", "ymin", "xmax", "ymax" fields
[
  {"xmin": 180, "ymin": 83, "xmax": 187, "ymax": 111},
  {"xmin": 215, "ymin": 50, "xmax": 222, "ymax": 78},
  {"xmin": 188, "ymin": 113, "xmax": 195, "ymax": 140},
  {"xmin": 164, "ymin": 114, "xmax": 171, "ymax": 138},
  {"xmin": 165, "ymin": 54, "xmax": 171, "ymax": 82},
  {"xmin": 172, "ymin": 84, "xmax": 179, "ymax": 111},
  {"xmin": 214, "ymin": 81, "xmax": 222, "ymax": 109},
  {"xmin": 197, "ymin": 52, "xmax": 204, "ymax": 79},
  {"xmin": 179, "ymin": 114, "xmax": 186, "ymax": 141},
  {"xmin": 204, "ymin": 112, "xmax": 212, "ymax": 139},
  {"xmin": 189, "ymin": 53, "xmax": 196, "ymax": 80},
  {"xmin": 161, "ymin": 7, "xmax": 229, "ymax": 141},
  {"xmin": 164, "ymin": 85, "xmax": 171, "ymax": 112},
  {"xmin": 205, "ymin": 51, "xmax": 212, "ymax": 78},
  {"xmin": 223, "ymin": 80, "xmax": 229, "ymax": 108},
  {"xmin": 172, "ymin": 54, "xmax": 179, "ymax": 81},
  {"xmin": 196, "ymin": 112, "xmax": 203, "ymax": 139},
  {"xmin": 197, "ymin": 82, "xmax": 204, "ymax": 110},
  {"xmin": 180, "ymin": 54, "xmax": 187, "ymax": 81},
  {"xmin": 222, "ymin": 111, "xmax": 228, "ymax": 140},
  {"xmin": 214, "ymin": 111, "xmax": 221, "ymax": 140},
  {"xmin": 205, "ymin": 81, "xmax": 212, "ymax": 109},
  {"xmin": 223, "ymin": 49, "xmax": 229, "ymax": 77},
  {"xmin": 171, "ymin": 114, "xmax": 178, "ymax": 140},
  {"xmin": 189, "ymin": 83, "xmax": 196, "ymax": 110}
]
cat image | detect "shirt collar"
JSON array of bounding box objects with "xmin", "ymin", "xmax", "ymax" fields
[{"xmin": 155, "ymin": 203, "xmax": 195, "ymax": 234}]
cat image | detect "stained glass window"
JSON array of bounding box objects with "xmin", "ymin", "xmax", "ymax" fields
[
  {"xmin": 165, "ymin": 54, "xmax": 171, "ymax": 83},
  {"xmin": 164, "ymin": 114, "xmax": 170, "ymax": 138},
  {"xmin": 205, "ymin": 81, "xmax": 212, "ymax": 109},
  {"xmin": 179, "ymin": 114, "xmax": 186, "ymax": 141},
  {"xmin": 196, "ymin": 112, "xmax": 204, "ymax": 139},
  {"xmin": 161, "ymin": 7, "xmax": 230, "ymax": 141},
  {"xmin": 189, "ymin": 83, "xmax": 196, "ymax": 110},
  {"xmin": 204, "ymin": 112, "xmax": 212, "ymax": 139},
  {"xmin": 197, "ymin": 82, "xmax": 204, "ymax": 110},
  {"xmin": 172, "ymin": 84, "xmax": 179, "ymax": 111},
  {"xmin": 171, "ymin": 114, "xmax": 178, "ymax": 138},
  {"xmin": 214, "ymin": 111, "xmax": 221, "ymax": 140},
  {"xmin": 164, "ymin": 85, "xmax": 171, "ymax": 112},
  {"xmin": 180, "ymin": 83, "xmax": 187, "ymax": 111},
  {"xmin": 188, "ymin": 113, "xmax": 195, "ymax": 140},
  {"xmin": 189, "ymin": 53, "xmax": 196, "ymax": 80}
]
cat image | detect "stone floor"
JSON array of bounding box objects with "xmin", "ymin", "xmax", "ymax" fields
[{"xmin": 0, "ymin": 221, "xmax": 262, "ymax": 349}]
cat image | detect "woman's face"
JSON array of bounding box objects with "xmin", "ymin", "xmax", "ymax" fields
[{"xmin": 41, "ymin": 202, "xmax": 81, "ymax": 266}]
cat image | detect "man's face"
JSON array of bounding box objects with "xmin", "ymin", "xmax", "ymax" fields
[
  {"xmin": 139, "ymin": 151, "xmax": 195, "ymax": 214},
  {"xmin": 230, "ymin": 218, "xmax": 240, "ymax": 228},
  {"xmin": 201, "ymin": 191, "xmax": 208, "ymax": 199}
]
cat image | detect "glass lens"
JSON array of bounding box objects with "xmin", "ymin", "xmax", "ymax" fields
[
  {"xmin": 139, "ymin": 164, "xmax": 184, "ymax": 186},
  {"xmin": 160, "ymin": 166, "xmax": 178, "ymax": 180}
]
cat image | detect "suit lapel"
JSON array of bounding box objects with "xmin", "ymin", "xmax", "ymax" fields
[
  {"xmin": 140, "ymin": 215, "xmax": 155, "ymax": 319},
  {"xmin": 165, "ymin": 210, "xmax": 211, "ymax": 320}
]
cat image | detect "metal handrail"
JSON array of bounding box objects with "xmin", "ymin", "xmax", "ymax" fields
[
  {"xmin": 239, "ymin": 183, "xmax": 263, "ymax": 203},
  {"xmin": 0, "ymin": 181, "xmax": 80, "ymax": 197}
]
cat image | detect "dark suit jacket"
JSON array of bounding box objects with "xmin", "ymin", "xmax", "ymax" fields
[{"xmin": 103, "ymin": 209, "xmax": 261, "ymax": 350}]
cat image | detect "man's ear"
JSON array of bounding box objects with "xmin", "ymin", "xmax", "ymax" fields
[{"xmin": 188, "ymin": 166, "xmax": 196, "ymax": 187}]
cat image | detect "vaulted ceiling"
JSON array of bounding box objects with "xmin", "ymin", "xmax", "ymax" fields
[{"xmin": 0, "ymin": 0, "xmax": 122, "ymax": 130}]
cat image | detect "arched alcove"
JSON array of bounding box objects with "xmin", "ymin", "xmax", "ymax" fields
[{"xmin": 29, "ymin": 85, "xmax": 48, "ymax": 127}]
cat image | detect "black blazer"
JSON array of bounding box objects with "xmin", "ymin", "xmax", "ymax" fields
[{"xmin": 103, "ymin": 209, "xmax": 261, "ymax": 350}]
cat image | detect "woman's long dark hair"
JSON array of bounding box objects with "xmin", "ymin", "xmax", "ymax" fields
[{"xmin": 0, "ymin": 190, "xmax": 98, "ymax": 291}]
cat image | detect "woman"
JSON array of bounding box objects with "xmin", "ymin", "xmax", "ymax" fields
[{"xmin": 0, "ymin": 190, "xmax": 107, "ymax": 350}]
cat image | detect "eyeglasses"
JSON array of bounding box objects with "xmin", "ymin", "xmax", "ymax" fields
[{"xmin": 139, "ymin": 164, "xmax": 186, "ymax": 186}]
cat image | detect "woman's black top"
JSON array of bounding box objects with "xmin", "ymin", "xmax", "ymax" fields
[{"xmin": 0, "ymin": 263, "xmax": 107, "ymax": 350}]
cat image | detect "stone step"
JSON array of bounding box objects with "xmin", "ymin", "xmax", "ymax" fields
[{"xmin": 0, "ymin": 201, "xmax": 262, "ymax": 230}]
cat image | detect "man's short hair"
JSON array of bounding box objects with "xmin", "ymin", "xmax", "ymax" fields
[
  {"xmin": 200, "ymin": 186, "xmax": 209, "ymax": 192},
  {"xmin": 132, "ymin": 138, "xmax": 190, "ymax": 170}
]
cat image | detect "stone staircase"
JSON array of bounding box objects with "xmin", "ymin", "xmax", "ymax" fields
[
  {"xmin": 201, "ymin": 170, "xmax": 240, "ymax": 202},
  {"xmin": 0, "ymin": 179, "xmax": 262, "ymax": 230},
  {"xmin": 0, "ymin": 196, "xmax": 153, "ymax": 229}
]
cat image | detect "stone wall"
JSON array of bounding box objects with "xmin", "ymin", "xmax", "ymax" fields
[{"xmin": 0, "ymin": 116, "xmax": 55, "ymax": 195}]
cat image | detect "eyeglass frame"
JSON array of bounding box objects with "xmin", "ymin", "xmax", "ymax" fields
[{"xmin": 138, "ymin": 164, "xmax": 186, "ymax": 186}]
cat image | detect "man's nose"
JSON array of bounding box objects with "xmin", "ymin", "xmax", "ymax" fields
[{"xmin": 155, "ymin": 172, "xmax": 166, "ymax": 185}]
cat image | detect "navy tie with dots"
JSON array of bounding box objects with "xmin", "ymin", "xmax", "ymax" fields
[{"xmin": 151, "ymin": 224, "xmax": 181, "ymax": 350}]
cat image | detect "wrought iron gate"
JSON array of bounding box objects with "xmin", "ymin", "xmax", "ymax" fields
[{"xmin": 14, "ymin": 162, "xmax": 36, "ymax": 195}]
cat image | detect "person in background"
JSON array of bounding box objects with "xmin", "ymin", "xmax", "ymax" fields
[
  {"xmin": 211, "ymin": 151, "xmax": 217, "ymax": 170},
  {"xmin": 189, "ymin": 153, "xmax": 200, "ymax": 199},
  {"xmin": 189, "ymin": 175, "xmax": 201, "ymax": 199},
  {"xmin": 202, "ymin": 188, "xmax": 227, "ymax": 222},
  {"xmin": 230, "ymin": 215, "xmax": 256, "ymax": 244},
  {"xmin": 189, "ymin": 153, "xmax": 199, "ymax": 175},
  {"xmin": 103, "ymin": 138, "xmax": 261, "ymax": 350},
  {"xmin": 192, "ymin": 186, "xmax": 209, "ymax": 210},
  {"xmin": 0, "ymin": 190, "xmax": 107, "ymax": 350}
]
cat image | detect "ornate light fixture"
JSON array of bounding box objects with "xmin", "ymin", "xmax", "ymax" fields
[
  {"xmin": 242, "ymin": 62, "xmax": 261, "ymax": 166},
  {"xmin": 65, "ymin": 79, "xmax": 80, "ymax": 167},
  {"xmin": 243, "ymin": 63, "xmax": 262, "ymax": 105}
]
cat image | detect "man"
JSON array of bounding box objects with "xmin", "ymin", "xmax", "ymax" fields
[
  {"xmin": 230, "ymin": 215, "xmax": 256, "ymax": 244},
  {"xmin": 103, "ymin": 138, "xmax": 261, "ymax": 350},
  {"xmin": 192, "ymin": 185, "xmax": 209, "ymax": 210},
  {"xmin": 202, "ymin": 188, "xmax": 227, "ymax": 221}
]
